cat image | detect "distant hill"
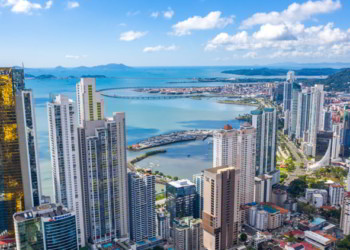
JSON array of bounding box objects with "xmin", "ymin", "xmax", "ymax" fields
[{"xmin": 222, "ymin": 68, "xmax": 340, "ymax": 76}]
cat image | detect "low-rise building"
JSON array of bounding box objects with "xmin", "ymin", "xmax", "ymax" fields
[
  {"xmin": 305, "ymin": 189, "xmax": 328, "ymax": 205},
  {"xmin": 304, "ymin": 231, "xmax": 336, "ymax": 250},
  {"xmin": 312, "ymin": 194, "xmax": 323, "ymax": 208},
  {"xmin": 252, "ymin": 232, "xmax": 272, "ymax": 249},
  {"xmin": 329, "ymin": 184, "xmax": 344, "ymax": 206},
  {"xmin": 298, "ymin": 218, "xmax": 327, "ymax": 232}
]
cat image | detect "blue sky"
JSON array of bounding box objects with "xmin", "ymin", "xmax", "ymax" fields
[{"xmin": 0, "ymin": 0, "xmax": 350, "ymax": 67}]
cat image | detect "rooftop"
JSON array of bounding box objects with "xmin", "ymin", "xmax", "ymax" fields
[
  {"xmin": 13, "ymin": 203, "xmax": 71, "ymax": 222},
  {"xmin": 205, "ymin": 165, "xmax": 238, "ymax": 174},
  {"xmin": 168, "ymin": 179, "xmax": 195, "ymax": 188}
]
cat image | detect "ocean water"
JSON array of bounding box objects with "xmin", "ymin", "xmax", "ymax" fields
[{"xmin": 26, "ymin": 67, "xmax": 256, "ymax": 199}]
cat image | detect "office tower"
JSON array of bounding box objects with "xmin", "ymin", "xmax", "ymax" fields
[
  {"xmin": 202, "ymin": 166, "xmax": 241, "ymax": 250},
  {"xmin": 342, "ymin": 105, "xmax": 350, "ymax": 157},
  {"xmin": 193, "ymin": 173, "xmax": 204, "ymax": 218},
  {"xmin": 284, "ymin": 110, "xmax": 290, "ymax": 135},
  {"xmin": 296, "ymin": 88, "xmax": 312, "ymax": 140},
  {"xmin": 323, "ymin": 110, "xmax": 333, "ymax": 132},
  {"xmin": 78, "ymin": 112, "xmax": 129, "ymax": 243},
  {"xmin": 157, "ymin": 209, "xmax": 170, "ymax": 239},
  {"xmin": 16, "ymin": 90, "xmax": 41, "ymax": 208},
  {"xmin": 128, "ymin": 172, "xmax": 156, "ymax": 242},
  {"xmin": 341, "ymin": 192, "xmax": 350, "ymax": 235},
  {"xmin": 315, "ymin": 131, "xmax": 333, "ymax": 165},
  {"xmin": 13, "ymin": 204, "xmax": 78, "ymax": 250},
  {"xmin": 47, "ymin": 95, "xmax": 85, "ymax": 246},
  {"xmin": 76, "ymin": 78, "xmax": 104, "ymax": 126},
  {"xmin": 213, "ymin": 123, "xmax": 256, "ymax": 205},
  {"xmin": 307, "ymin": 85, "xmax": 325, "ymax": 156},
  {"xmin": 166, "ymin": 179, "xmax": 197, "ymax": 224},
  {"xmin": 331, "ymin": 123, "xmax": 342, "ymax": 161},
  {"xmin": 251, "ymin": 108, "xmax": 277, "ymax": 176},
  {"xmin": 255, "ymin": 174, "xmax": 272, "ymax": 203},
  {"xmin": 275, "ymin": 83, "xmax": 284, "ymax": 104},
  {"xmin": 0, "ymin": 68, "xmax": 41, "ymax": 232},
  {"xmin": 283, "ymin": 71, "xmax": 294, "ymax": 112},
  {"xmin": 329, "ymin": 184, "xmax": 344, "ymax": 206},
  {"xmin": 173, "ymin": 217, "xmax": 202, "ymax": 250},
  {"xmin": 289, "ymin": 83, "xmax": 301, "ymax": 140}
]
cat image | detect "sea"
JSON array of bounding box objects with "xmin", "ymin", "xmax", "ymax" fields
[{"xmin": 25, "ymin": 67, "xmax": 257, "ymax": 198}]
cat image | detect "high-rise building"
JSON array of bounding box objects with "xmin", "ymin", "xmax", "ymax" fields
[
  {"xmin": 255, "ymin": 174, "xmax": 272, "ymax": 203},
  {"xmin": 76, "ymin": 78, "xmax": 104, "ymax": 126},
  {"xmin": 47, "ymin": 94, "xmax": 85, "ymax": 246},
  {"xmin": 315, "ymin": 131, "xmax": 333, "ymax": 164},
  {"xmin": 331, "ymin": 123, "xmax": 342, "ymax": 161},
  {"xmin": 202, "ymin": 166, "xmax": 241, "ymax": 250},
  {"xmin": 323, "ymin": 110, "xmax": 333, "ymax": 132},
  {"xmin": 296, "ymin": 88, "xmax": 312, "ymax": 140},
  {"xmin": 251, "ymin": 108, "xmax": 277, "ymax": 176},
  {"xmin": 193, "ymin": 173, "xmax": 204, "ymax": 219},
  {"xmin": 342, "ymin": 105, "xmax": 350, "ymax": 157},
  {"xmin": 329, "ymin": 184, "xmax": 344, "ymax": 206},
  {"xmin": 128, "ymin": 172, "xmax": 156, "ymax": 242},
  {"xmin": 78, "ymin": 113, "xmax": 129, "ymax": 243},
  {"xmin": 13, "ymin": 203, "xmax": 78, "ymax": 250},
  {"xmin": 306, "ymin": 85, "xmax": 325, "ymax": 156},
  {"xmin": 166, "ymin": 179, "xmax": 197, "ymax": 224},
  {"xmin": 0, "ymin": 68, "xmax": 41, "ymax": 232},
  {"xmin": 173, "ymin": 217, "xmax": 202, "ymax": 250},
  {"xmin": 213, "ymin": 123, "xmax": 256, "ymax": 205},
  {"xmin": 340, "ymin": 192, "xmax": 350, "ymax": 235},
  {"xmin": 283, "ymin": 71, "xmax": 295, "ymax": 112},
  {"xmin": 156, "ymin": 209, "xmax": 170, "ymax": 240},
  {"xmin": 289, "ymin": 83, "xmax": 301, "ymax": 140}
]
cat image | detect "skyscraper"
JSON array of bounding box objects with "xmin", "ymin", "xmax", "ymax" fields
[
  {"xmin": 193, "ymin": 173, "xmax": 204, "ymax": 219},
  {"xmin": 213, "ymin": 123, "xmax": 256, "ymax": 205},
  {"xmin": 342, "ymin": 105, "xmax": 350, "ymax": 157},
  {"xmin": 13, "ymin": 203, "xmax": 78, "ymax": 250},
  {"xmin": 78, "ymin": 113, "xmax": 129, "ymax": 243},
  {"xmin": 296, "ymin": 88, "xmax": 312, "ymax": 140},
  {"xmin": 289, "ymin": 83, "xmax": 301, "ymax": 140},
  {"xmin": 331, "ymin": 123, "xmax": 342, "ymax": 161},
  {"xmin": 128, "ymin": 172, "xmax": 156, "ymax": 242},
  {"xmin": 340, "ymin": 192, "xmax": 350, "ymax": 235},
  {"xmin": 306, "ymin": 85, "xmax": 325, "ymax": 156},
  {"xmin": 166, "ymin": 179, "xmax": 197, "ymax": 224},
  {"xmin": 283, "ymin": 71, "xmax": 295, "ymax": 112},
  {"xmin": 0, "ymin": 68, "xmax": 41, "ymax": 232},
  {"xmin": 251, "ymin": 108, "xmax": 277, "ymax": 176},
  {"xmin": 47, "ymin": 94, "xmax": 85, "ymax": 246},
  {"xmin": 202, "ymin": 166, "xmax": 241, "ymax": 250},
  {"xmin": 173, "ymin": 216, "xmax": 202, "ymax": 250},
  {"xmin": 76, "ymin": 78, "xmax": 104, "ymax": 126}
]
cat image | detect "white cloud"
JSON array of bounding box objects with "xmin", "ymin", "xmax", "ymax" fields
[
  {"xmin": 65, "ymin": 54, "xmax": 87, "ymax": 59},
  {"xmin": 150, "ymin": 11, "xmax": 159, "ymax": 18},
  {"xmin": 143, "ymin": 45, "xmax": 177, "ymax": 53},
  {"xmin": 1, "ymin": 0, "xmax": 53, "ymax": 14},
  {"xmin": 126, "ymin": 10, "xmax": 140, "ymax": 17},
  {"xmin": 120, "ymin": 30, "xmax": 147, "ymax": 41},
  {"xmin": 243, "ymin": 52, "xmax": 257, "ymax": 58},
  {"xmin": 67, "ymin": 1, "xmax": 79, "ymax": 9},
  {"xmin": 241, "ymin": 0, "xmax": 341, "ymax": 28},
  {"xmin": 253, "ymin": 23, "xmax": 297, "ymax": 40},
  {"xmin": 45, "ymin": 0, "xmax": 52, "ymax": 9},
  {"xmin": 205, "ymin": 31, "xmax": 249, "ymax": 51},
  {"xmin": 163, "ymin": 8, "xmax": 174, "ymax": 19},
  {"xmin": 171, "ymin": 11, "xmax": 234, "ymax": 36}
]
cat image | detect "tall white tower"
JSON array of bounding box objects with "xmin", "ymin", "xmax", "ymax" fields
[
  {"xmin": 76, "ymin": 78, "xmax": 104, "ymax": 126},
  {"xmin": 213, "ymin": 123, "xmax": 256, "ymax": 205},
  {"xmin": 47, "ymin": 94, "xmax": 85, "ymax": 247}
]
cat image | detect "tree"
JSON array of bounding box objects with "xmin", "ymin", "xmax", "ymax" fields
[
  {"xmin": 310, "ymin": 181, "xmax": 327, "ymax": 190},
  {"xmin": 336, "ymin": 235, "xmax": 350, "ymax": 250},
  {"xmin": 240, "ymin": 233, "xmax": 247, "ymax": 242},
  {"xmin": 174, "ymin": 176, "xmax": 179, "ymax": 181},
  {"xmin": 288, "ymin": 177, "xmax": 308, "ymax": 197}
]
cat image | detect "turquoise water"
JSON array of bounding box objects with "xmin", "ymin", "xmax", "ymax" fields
[{"xmin": 26, "ymin": 67, "xmax": 256, "ymax": 198}]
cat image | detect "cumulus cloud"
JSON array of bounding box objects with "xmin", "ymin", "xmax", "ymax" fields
[
  {"xmin": 253, "ymin": 23, "xmax": 297, "ymax": 40},
  {"xmin": 241, "ymin": 0, "xmax": 341, "ymax": 28},
  {"xmin": 243, "ymin": 52, "xmax": 257, "ymax": 58},
  {"xmin": 171, "ymin": 11, "xmax": 234, "ymax": 36},
  {"xmin": 143, "ymin": 45, "xmax": 177, "ymax": 53},
  {"xmin": 1, "ymin": 0, "xmax": 52, "ymax": 14},
  {"xmin": 67, "ymin": 1, "xmax": 79, "ymax": 9},
  {"xmin": 150, "ymin": 11, "xmax": 159, "ymax": 18},
  {"xmin": 120, "ymin": 30, "xmax": 147, "ymax": 41},
  {"xmin": 163, "ymin": 8, "xmax": 174, "ymax": 19}
]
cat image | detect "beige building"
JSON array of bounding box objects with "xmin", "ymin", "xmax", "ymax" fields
[
  {"xmin": 202, "ymin": 166, "xmax": 241, "ymax": 250},
  {"xmin": 213, "ymin": 124, "xmax": 256, "ymax": 206},
  {"xmin": 341, "ymin": 192, "xmax": 350, "ymax": 235},
  {"xmin": 173, "ymin": 217, "xmax": 202, "ymax": 250}
]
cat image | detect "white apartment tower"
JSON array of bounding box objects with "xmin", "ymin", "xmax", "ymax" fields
[
  {"xmin": 76, "ymin": 78, "xmax": 104, "ymax": 126},
  {"xmin": 341, "ymin": 192, "xmax": 350, "ymax": 235},
  {"xmin": 78, "ymin": 113, "xmax": 129, "ymax": 243},
  {"xmin": 47, "ymin": 94, "xmax": 85, "ymax": 247},
  {"xmin": 213, "ymin": 123, "xmax": 256, "ymax": 205}
]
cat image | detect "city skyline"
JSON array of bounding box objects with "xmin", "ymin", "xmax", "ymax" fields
[{"xmin": 0, "ymin": 0, "xmax": 350, "ymax": 67}]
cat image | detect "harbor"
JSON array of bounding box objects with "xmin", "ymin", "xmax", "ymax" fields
[{"xmin": 128, "ymin": 129, "xmax": 213, "ymax": 151}]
